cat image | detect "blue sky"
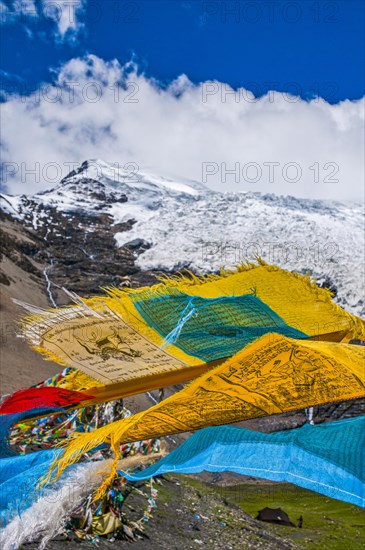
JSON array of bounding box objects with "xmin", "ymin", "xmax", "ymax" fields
[
  {"xmin": 1, "ymin": 0, "xmax": 364, "ymax": 102},
  {"xmin": 1, "ymin": 1, "xmax": 364, "ymax": 200}
]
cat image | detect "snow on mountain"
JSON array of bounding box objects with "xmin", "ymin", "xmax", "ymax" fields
[
  {"xmin": 115, "ymin": 192, "xmax": 364, "ymax": 316},
  {"xmin": 1, "ymin": 159, "xmax": 206, "ymax": 228},
  {"xmin": 1, "ymin": 160, "xmax": 364, "ymax": 316}
]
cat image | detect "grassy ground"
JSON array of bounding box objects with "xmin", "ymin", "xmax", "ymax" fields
[{"xmin": 213, "ymin": 481, "xmax": 365, "ymax": 550}]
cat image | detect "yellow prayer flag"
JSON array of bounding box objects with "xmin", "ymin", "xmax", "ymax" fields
[{"xmin": 47, "ymin": 333, "xmax": 365, "ymax": 497}]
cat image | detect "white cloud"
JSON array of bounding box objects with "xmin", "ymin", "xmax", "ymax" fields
[
  {"xmin": 1, "ymin": 54, "xmax": 364, "ymax": 201},
  {"xmin": 0, "ymin": 0, "xmax": 37, "ymax": 23},
  {"xmin": 0, "ymin": 0, "xmax": 86, "ymax": 42},
  {"xmin": 41, "ymin": 0, "xmax": 86, "ymax": 42}
]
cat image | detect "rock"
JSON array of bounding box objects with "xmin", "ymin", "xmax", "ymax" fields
[{"xmin": 124, "ymin": 238, "xmax": 151, "ymax": 251}]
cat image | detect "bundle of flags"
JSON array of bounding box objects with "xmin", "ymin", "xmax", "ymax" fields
[{"xmin": 1, "ymin": 261, "xmax": 364, "ymax": 523}]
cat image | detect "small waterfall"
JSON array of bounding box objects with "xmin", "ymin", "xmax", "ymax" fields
[{"xmin": 305, "ymin": 406, "xmax": 314, "ymax": 425}]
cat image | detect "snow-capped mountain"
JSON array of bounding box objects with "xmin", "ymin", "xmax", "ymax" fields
[
  {"xmin": 1, "ymin": 159, "xmax": 206, "ymax": 228},
  {"xmin": 1, "ymin": 159, "xmax": 364, "ymax": 316}
]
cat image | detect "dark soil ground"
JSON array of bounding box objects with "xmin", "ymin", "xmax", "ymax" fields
[{"xmin": 25, "ymin": 475, "xmax": 301, "ymax": 550}]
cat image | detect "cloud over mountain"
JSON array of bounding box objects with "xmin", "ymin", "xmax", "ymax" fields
[{"xmin": 2, "ymin": 54, "xmax": 364, "ymax": 200}]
